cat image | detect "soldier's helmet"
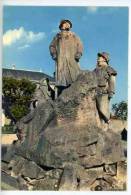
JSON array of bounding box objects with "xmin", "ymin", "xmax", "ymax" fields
[
  {"xmin": 59, "ymin": 19, "xmax": 72, "ymax": 30},
  {"xmin": 97, "ymin": 52, "xmax": 110, "ymax": 64}
]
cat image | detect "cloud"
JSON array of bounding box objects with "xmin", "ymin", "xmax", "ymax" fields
[
  {"xmin": 18, "ymin": 44, "xmax": 30, "ymax": 50},
  {"xmin": 86, "ymin": 7, "xmax": 120, "ymax": 14},
  {"xmin": 3, "ymin": 27, "xmax": 46, "ymax": 48},
  {"xmin": 86, "ymin": 6, "xmax": 99, "ymax": 13}
]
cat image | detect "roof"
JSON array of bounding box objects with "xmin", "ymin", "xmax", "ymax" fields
[{"xmin": 2, "ymin": 68, "xmax": 55, "ymax": 82}]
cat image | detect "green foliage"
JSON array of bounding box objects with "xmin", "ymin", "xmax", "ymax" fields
[
  {"xmin": 112, "ymin": 101, "xmax": 127, "ymax": 120},
  {"xmin": 2, "ymin": 125, "xmax": 16, "ymax": 134},
  {"xmin": 3, "ymin": 77, "xmax": 36, "ymax": 121},
  {"xmin": 10, "ymin": 104, "xmax": 28, "ymax": 120}
]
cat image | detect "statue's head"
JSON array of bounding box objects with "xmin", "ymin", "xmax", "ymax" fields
[
  {"xmin": 59, "ymin": 19, "xmax": 72, "ymax": 31},
  {"xmin": 97, "ymin": 52, "xmax": 109, "ymax": 67}
]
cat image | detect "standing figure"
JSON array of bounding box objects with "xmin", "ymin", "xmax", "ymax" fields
[
  {"xmin": 93, "ymin": 52, "xmax": 117, "ymax": 128},
  {"xmin": 49, "ymin": 19, "xmax": 83, "ymax": 97}
]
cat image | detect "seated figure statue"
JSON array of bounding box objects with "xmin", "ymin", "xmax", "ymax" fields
[{"xmin": 15, "ymin": 78, "xmax": 55, "ymax": 142}]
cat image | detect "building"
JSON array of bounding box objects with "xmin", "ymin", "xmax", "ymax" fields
[
  {"xmin": 2, "ymin": 67, "xmax": 55, "ymax": 83},
  {"xmin": 2, "ymin": 67, "xmax": 55, "ymax": 126}
]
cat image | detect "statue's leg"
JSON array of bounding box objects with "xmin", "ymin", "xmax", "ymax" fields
[
  {"xmin": 96, "ymin": 94, "xmax": 110, "ymax": 124},
  {"xmin": 55, "ymin": 86, "xmax": 58, "ymax": 99}
]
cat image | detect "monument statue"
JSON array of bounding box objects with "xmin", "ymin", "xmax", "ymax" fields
[
  {"xmin": 93, "ymin": 52, "xmax": 117, "ymax": 129},
  {"xmin": 2, "ymin": 19, "xmax": 126, "ymax": 190},
  {"xmin": 49, "ymin": 19, "xmax": 83, "ymax": 97}
]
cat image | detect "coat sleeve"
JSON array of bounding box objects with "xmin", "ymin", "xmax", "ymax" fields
[
  {"xmin": 75, "ymin": 35, "xmax": 83, "ymax": 58},
  {"xmin": 49, "ymin": 36, "xmax": 57, "ymax": 59},
  {"xmin": 73, "ymin": 34, "xmax": 83, "ymax": 62}
]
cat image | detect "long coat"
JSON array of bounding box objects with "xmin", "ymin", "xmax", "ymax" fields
[{"xmin": 49, "ymin": 31, "xmax": 83, "ymax": 87}]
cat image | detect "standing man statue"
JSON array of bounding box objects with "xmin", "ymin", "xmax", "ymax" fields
[
  {"xmin": 49, "ymin": 19, "xmax": 83, "ymax": 97},
  {"xmin": 93, "ymin": 52, "xmax": 117, "ymax": 129}
]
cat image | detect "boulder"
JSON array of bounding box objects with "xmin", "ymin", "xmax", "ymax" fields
[
  {"xmin": 1, "ymin": 172, "xmax": 20, "ymax": 190},
  {"xmin": 1, "ymin": 70, "xmax": 126, "ymax": 191}
]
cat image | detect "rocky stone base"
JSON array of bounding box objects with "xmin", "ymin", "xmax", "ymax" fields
[
  {"xmin": 1, "ymin": 71, "xmax": 127, "ymax": 191},
  {"xmin": 1, "ymin": 154, "xmax": 127, "ymax": 191}
]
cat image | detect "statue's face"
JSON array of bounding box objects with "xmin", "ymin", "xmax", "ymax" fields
[
  {"xmin": 61, "ymin": 22, "xmax": 71, "ymax": 31},
  {"xmin": 97, "ymin": 56, "xmax": 107, "ymax": 67}
]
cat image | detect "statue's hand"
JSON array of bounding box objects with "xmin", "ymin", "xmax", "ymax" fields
[
  {"xmin": 52, "ymin": 54, "xmax": 57, "ymax": 61},
  {"xmin": 75, "ymin": 53, "xmax": 81, "ymax": 62},
  {"xmin": 108, "ymin": 92, "xmax": 114, "ymax": 100}
]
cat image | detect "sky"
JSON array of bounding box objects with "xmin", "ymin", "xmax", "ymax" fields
[{"xmin": 2, "ymin": 6, "xmax": 128, "ymax": 105}]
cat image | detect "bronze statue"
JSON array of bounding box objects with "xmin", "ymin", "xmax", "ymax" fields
[
  {"xmin": 93, "ymin": 52, "xmax": 117, "ymax": 128},
  {"xmin": 49, "ymin": 19, "xmax": 83, "ymax": 97}
]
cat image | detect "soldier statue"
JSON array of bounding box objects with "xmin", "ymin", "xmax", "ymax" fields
[
  {"xmin": 49, "ymin": 19, "xmax": 83, "ymax": 97},
  {"xmin": 93, "ymin": 52, "xmax": 117, "ymax": 129}
]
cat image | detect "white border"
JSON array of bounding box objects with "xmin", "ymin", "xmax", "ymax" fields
[
  {"xmin": 0, "ymin": 0, "xmax": 131, "ymax": 195},
  {"xmin": 1, "ymin": 0, "xmax": 131, "ymax": 6}
]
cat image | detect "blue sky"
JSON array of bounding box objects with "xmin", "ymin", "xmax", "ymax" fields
[{"xmin": 3, "ymin": 6, "xmax": 128, "ymax": 105}]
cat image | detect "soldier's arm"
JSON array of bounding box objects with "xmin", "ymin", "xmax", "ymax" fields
[
  {"xmin": 49, "ymin": 36, "xmax": 57, "ymax": 60},
  {"xmin": 108, "ymin": 75, "xmax": 116, "ymax": 95},
  {"xmin": 107, "ymin": 66, "xmax": 117, "ymax": 98}
]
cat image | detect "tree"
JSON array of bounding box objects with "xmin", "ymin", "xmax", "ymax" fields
[
  {"xmin": 2, "ymin": 77, "xmax": 36, "ymax": 122},
  {"xmin": 112, "ymin": 101, "xmax": 127, "ymax": 120}
]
